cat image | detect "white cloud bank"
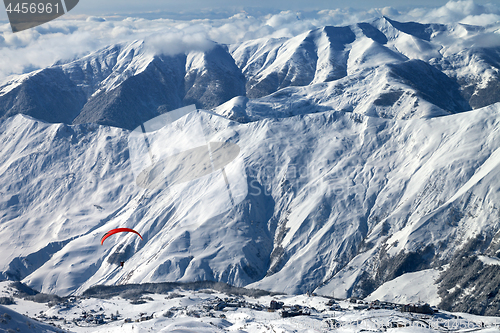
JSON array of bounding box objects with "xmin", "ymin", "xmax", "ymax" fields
[{"xmin": 0, "ymin": 0, "xmax": 498, "ymax": 82}]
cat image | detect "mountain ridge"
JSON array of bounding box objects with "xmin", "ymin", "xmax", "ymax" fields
[
  {"xmin": 2, "ymin": 101, "xmax": 500, "ymax": 314},
  {"xmin": 0, "ymin": 17, "xmax": 499, "ymax": 128},
  {"xmin": 1, "ymin": 16, "xmax": 500, "ymax": 315}
]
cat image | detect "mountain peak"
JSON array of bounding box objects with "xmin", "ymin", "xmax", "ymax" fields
[
  {"xmin": 1, "ymin": 19, "xmax": 499, "ymax": 127},
  {"xmin": 1, "ymin": 17, "xmax": 500, "ymax": 315}
]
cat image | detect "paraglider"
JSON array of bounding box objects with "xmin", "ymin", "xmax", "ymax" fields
[{"xmin": 100, "ymin": 228, "xmax": 143, "ymax": 245}]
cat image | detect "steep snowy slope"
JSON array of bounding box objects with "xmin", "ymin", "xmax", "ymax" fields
[
  {"xmin": 0, "ymin": 115, "xmax": 134, "ymax": 284},
  {"xmin": 184, "ymin": 45, "xmax": 246, "ymax": 109},
  {"xmin": 231, "ymin": 26, "xmax": 355, "ymax": 98},
  {"xmin": 0, "ymin": 41, "xmax": 244, "ymax": 130},
  {"xmin": 1, "ymin": 16, "xmax": 500, "ymax": 315},
  {"xmin": 71, "ymin": 41, "xmax": 188, "ymax": 130},
  {"xmin": 224, "ymin": 17, "xmax": 499, "ymax": 121},
  {"xmin": 365, "ymin": 268, "xmax": 442, "ymax": 306},
  {"xmin": 2, "ymin": 101, "xmax": 500, "ymax": 315},
  {"xmin": 1, "ymin": 17, "xmax": 499, "ymax": 129}
]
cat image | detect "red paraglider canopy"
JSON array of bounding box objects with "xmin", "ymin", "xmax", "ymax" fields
[{"xmin": 101, "ymin": 228, "xmax": 143, "ymax": 245}]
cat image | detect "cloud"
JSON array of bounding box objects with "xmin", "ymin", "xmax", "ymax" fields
[
  {"xmin": 460, "ymin": 13, "xmax": 500, "ymax": 26},
  {"xmin": 86, "ymin": 16, "xmax": 106, "ymax": 23},
  {"xmin": 405, "ymin": 0, "xmax": 500, "ymax": 24},
  {"xmin": 145, "ymin": 31, "xmax": 216, "ymax": 56},
  {"xmin": 0, "ymin": 1, "xmax": 498, "ymax": 82}
]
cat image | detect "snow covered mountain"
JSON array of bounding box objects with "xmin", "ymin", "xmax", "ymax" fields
[
  {"xmin": 0, "ymin": 17, "xmax": 499, "ymax": 127},
  {"xmin": 2, "ymin": 103, "xmax": 500, "ymax": 314},
  {"xmin": 1, "ymin": 16, "xmax": 500, "ymax": 316},
  {"xmin": 0, "ymin": 41, "xmax": 245, "ymax": 130},
  {"xmin": 223, "ymin": 17, "xmax": 498, "ymax": 121}
]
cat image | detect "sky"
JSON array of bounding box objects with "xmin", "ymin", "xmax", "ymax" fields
[
  {"xmin": 0, "ymin": 0, "xmax": 497, "ymax": 21},
  {"xmin": 16, "ymin": 0, "xmax": 499, "ymax": 18},
  {"xmin": 0, "ymin": 0, "xmax": 498, "ymax": 82}
]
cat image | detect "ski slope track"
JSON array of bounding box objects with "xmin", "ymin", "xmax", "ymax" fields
[{"xmin": 0, "ymin": 16, "xmax": 500, "ymax": 316}]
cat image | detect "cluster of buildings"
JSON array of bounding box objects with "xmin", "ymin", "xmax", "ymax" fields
[
  {"xmin": 187, "ymin": 296, "xmax": 316, "ymax": 319},
  {"xmin": 21, "ymin": 289, "xmax": 445, "ymax": 330},
  {"xmin": 348, "ymin": 298, "xmax": 437, "ymax": 314}
]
